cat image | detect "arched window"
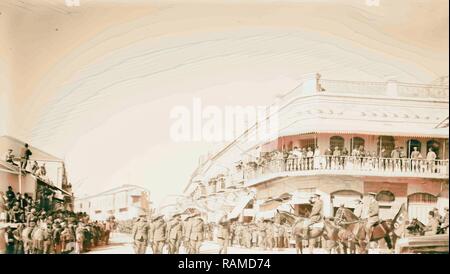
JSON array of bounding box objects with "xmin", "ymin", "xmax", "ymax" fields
[
  {"xmin": 407, "ymin": 139, "xmax": 422, "ymax": 158},
  {"xmin": 378, "ymin": 136, "xmax": 395, "ymax": 156},
  {"xmin": 330, "ymin": 136, "xmax": 345, "ymax": 151},
  {"xmin": 376, "ymin": 190, "xmax": 395, "ymax": 202},
  {"xmin": 351, "ymin": 137, "xmax": 365, "ymax": 151},
  {"xmin": 427, "ymin": 140, "xmax": 441, "ymax": 159},
  {"xmin": 408, "ymin": 193, "xmax": 438, "ymax": 204}
]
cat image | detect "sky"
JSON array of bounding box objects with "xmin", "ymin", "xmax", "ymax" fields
[{"xmin": 0, "ymin": 0, "xmax": 448, "ymax": 207}]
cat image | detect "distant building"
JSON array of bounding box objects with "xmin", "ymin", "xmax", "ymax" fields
[
  {"xmin": 74, "ymin": 184, "xmax": 152, "ymax": 221},
  {"xmin": 0, "ymin": 135, "xmax": 73, "ymax": 211}
]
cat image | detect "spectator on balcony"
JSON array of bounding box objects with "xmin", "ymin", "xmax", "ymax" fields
[
  {"xmin": 324, "ymin": 147, "xmax": 332, "ymax": 169},
  {"xmin": 314, "ymin": 146, "xmax": 321, "ymax": 169},
  {"xmin": 36, "ymin": 163, "xmax": 47, "ymax": 177},
  {"xmin": 20, "ymin": 143, "xmax": 32, "ymax": 170},
  {"xmin": 31, "ymin": 161, "xmax": 39, "ymax": 175},
  {"xmin": 6, "ymin": 186, "xmax": 15, "ymax": 208},
  {"xmin": 306, "ymin": 147, "xmax": 314, "ymax": 169},
  {"xmin": 332, "ymin": 146, "xmax": 341, "ymax": 169},
  {"xmin": 0, "ymin": 192, "xmax": 6, "ymax": 222},
  {"xmin": 5, "ymin": 149, "xmax": 18, "ymax": 166},
  {"xmin": 426, "ymin": 148, "xmax": 437, "ymax": 173},
  {"xmin": 411, "ymin": 147, "xmax": 421, "ymax": 172}
]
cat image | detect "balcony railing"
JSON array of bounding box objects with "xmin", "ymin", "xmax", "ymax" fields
[{"xmin": 243, "ymin": 156, "xmax": 449, "ymax": 181}]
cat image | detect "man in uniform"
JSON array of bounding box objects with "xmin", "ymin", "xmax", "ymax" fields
[
  {"xmin": 425, "ymin": 211, "xmax": 440, "ymax": 236},
  {"xmin": 131, "ymin": 213, "xmax": 150, "ymax": 254},
  {"xmin": 353, "ymin": 199, "xmax": 363, "ymax": 218},
  {"xmin": 188, "ymin": 212, "xmax": 204, "ymax": 254},
  {"xmin": 441, "ymin": 207, "xmax": 449, "ymax": 234},
  {"xmin": 22, "ymin": 221, "xmax": 35, "ymax": 254},
  {"xmin": 364, "ymin": 192, "xmax": 379, "ymax": 244},
  {"xmin": 265, "ymin": 220, "xmax": 274, "ymax": 251},
  {"xmin": 257, "ymin": 219, "xmax": 266, "ymax": 249},
  {"xmin": 182, "ymin": 215, "xmax": 192, "ymax": 253},
  {"xmin": 334, "ymin": 203, "xmax": 346, "ymax": 226},
  {"xmin": 166, "ymin": 213, "xmax": 183, "ymax": 254},
  {"xmin": 149, "ymin": 214, "xmax": 166, "ymax": 254},
  {"xmin": 217, "ymin": 213, "xmax": 231, "ymax": 254},
  {"xmin": 308, "ymin": 193, "xmax": 324, "ymax": 229}
]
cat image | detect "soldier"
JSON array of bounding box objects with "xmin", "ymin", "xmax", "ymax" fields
[
  {"xmin": 150, "ymin": 214, "xmax": 166, "ymax": 254},
  {"xmin": 188, "ymin": 212, "xmax": 204, "ymax": 254},
  {"xmin": 217, "ymin": 213, "xmax": 231, "ymax": 254},
  {"xmin": 31, "ymin": 222, "xmax": 46, "ymax": 254},
  {"xmin": 364, "ymin": 192, "xmax": 379, "ymax": 244},
  {"xmin": 182, "ymin": 215, "xmax": 192, "ymax": 253},
  {"xmin": 265, "ymin": 220, "xmax": 274, "ymax": 250},
  {"xmin": 353, "ymin": 199, "xmax": 363, "ymax": 218},
  {"xmin": 22, "ymin": 222, "xmax": 34, "ymax": 254},
  {"xmin": 425, "ymin": 211, "xmax": 439, "ymax": 236},
  {"xmin": 131, "ymin": 214, "xmax": 150, "ymax": 254},
  {"xmin": 43, "ymin": 223, "xmax": 53, "ymax": 254},
  {"xmin": 257, "ymin": 220, "xmax": 266, "ymax": 249},
  {"xmin": 308, "ymin": 193, "xmax": 324, "ymax": 231},
  {"xmin": 442, "ymin": 207, "xmax": 449, "ymax": 234},
  {"xmin": 166, "ymin": 213, "xmax": 183, "ymax": 254}
]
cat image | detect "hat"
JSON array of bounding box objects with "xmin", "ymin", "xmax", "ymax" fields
[
  {"xmin": 172, "ymin": 213, "xmax": 182, "ymax": 218},
  {"xmin": 190, "ymin": 212, "xmax": 201, "ymax": 218},
  {"xmin": 312, "ymin": 193, "xmax": 320, "ymax": 198},
  {"xmin": 367, "ymin": 192, "xmax": 377, "ymax": 196},
  {"xmin": 153, "ymin": 214, "xmax": 164, "ymax": 221}
]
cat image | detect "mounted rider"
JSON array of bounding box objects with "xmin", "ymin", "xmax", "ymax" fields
[
  {"xmin": 307, "ymin": 193, "xmax": 324, "ymax": 230},
  {"xmin": 334, "ymin": 203, "xmax": 346, "ymax": 226},
  {"xmin": 364, "ymin": 192, "xmax": 379, "ymax": 243}
]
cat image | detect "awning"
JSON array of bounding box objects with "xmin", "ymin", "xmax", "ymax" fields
[{"xmin": 228, "ymin": 192, "xmax": 255, "ymax": 219}]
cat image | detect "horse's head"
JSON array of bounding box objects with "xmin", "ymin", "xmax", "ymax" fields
[
  {"xmin": 275, "ymin": 210, "xmax": 300, "ymax": 226},
  {"xmin": 341, "ymin": 208, "xmax": 359, "ymax": 222}
]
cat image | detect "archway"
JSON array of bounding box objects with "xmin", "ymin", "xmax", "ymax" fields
[
  {"xmin": 407, "ymin": 192, "xmax": 438, "ymax": 223},
  {"xmin": 331, "ymin": 190, "xmax": 363, "ymax": 215}
]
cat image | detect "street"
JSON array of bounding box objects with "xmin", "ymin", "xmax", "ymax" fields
[{"xmin": 87, "ymin": 233, "xmax": 388, "ymax": 254}]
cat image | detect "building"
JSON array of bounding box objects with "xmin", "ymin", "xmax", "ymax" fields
[
  {"xmin": 0, "ymin": 135, "xmax": 73, "ymax": 211},
  {"xmin": 74, "ymin": 184, "xmax": 152, "ymax": 221},
  {"xmin": 181, "ymin": 75, "xmax": 449, "ymax": 224}
]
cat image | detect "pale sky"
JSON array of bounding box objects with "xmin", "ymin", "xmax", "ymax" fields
[{"xmin": 0, "ymin": 0, "xmax": 448, "ymax": 207}]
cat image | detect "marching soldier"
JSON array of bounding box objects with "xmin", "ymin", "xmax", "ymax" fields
[
  {"xmin": 188, "ymin": 212, "xmax": 204, "ymax": 254},
  {"xmin": 22, "ymin": 221, "xmax": 35, "ymax": 254},
  {"xmin": 166, "ymin": 213, "xmax": 183, "ymax": 254},
  {"xmin": 149, "ymin": 214, "xmax": 166, "ymax": 254},
  {"xmin": 265, "ymin": 220, "xmax": 274, "ymax": 250},
  {"xmin": 364, "ymin": 192, "xmax": 379, "ymax": 244},
  {"xmin": 182, "ymin": 215, "xmax": 192, "ymax": 253},
  {"xmin": 257, "ymin": 220, "xmax": 266, "ymax": 249},
  {"xmin": 131, "ymin": 213, "xmax": 150, "ymax": 254},
  {"xmin": 217, "ymin": 213, "xmax": 231, "ymax": 254}
]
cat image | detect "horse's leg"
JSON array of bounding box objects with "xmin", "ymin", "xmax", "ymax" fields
[
  {"xmin": 384, "ymin": 235, "xmax": 393, "ymax": 251},
  {"xmin": 309, "ymin": 238, "xmax": 314, "ymax": 254}
]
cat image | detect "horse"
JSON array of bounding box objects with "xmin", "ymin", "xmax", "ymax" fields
[
  {"xmin": 337, "ymin": 207, "xmax": 402, "ymax": 254},
  {"xmin": 275, "ymin": 210, "xmax": 339, "ymax": 254}
]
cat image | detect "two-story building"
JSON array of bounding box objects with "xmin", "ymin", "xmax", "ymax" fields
[
  {"xmin": 181, "ymin": 75, "xmax": 449, "ymax": 224},
  {"xmin": 74, "ymin": 184, "xmax": 152, "ymax": 221}
]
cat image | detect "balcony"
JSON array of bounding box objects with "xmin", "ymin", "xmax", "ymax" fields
[{"xmin": 243, "ymin": 156, "xmax": 449, "ymax": 186}]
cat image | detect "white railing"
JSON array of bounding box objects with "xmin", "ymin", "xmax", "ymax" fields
[
  {"xmin": 243, "ymin": 156, "xmax": 449, "ymax": 180},
  {"xmin": 320, "ymin": 79, "xmax": 387, "ymax": 96}
]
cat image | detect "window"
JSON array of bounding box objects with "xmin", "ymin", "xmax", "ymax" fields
[
  {"xmin": 376, "ymin": 190, "xmax": 395, "ymax": 202},
  {"xmin": 407, "ymin": 139, "xmax": 422, "ymax": 158},
  {"xmin": 408, "ymin": 193, "xmax": 438, "ymax": 204},
  {"xmin": 427, "ymin": 140, "xmax": 440, "ymax": 159},
  {"xmin": 330, "ymin": 136, "xmax": 345, "ymax": 151},
  {"xmin": 378, "ymin": 136, "xmax": 395, "ymax": 156},
  {"xmin": 351, "ymin": 137, "xmax": 365, "ymax": 150}
]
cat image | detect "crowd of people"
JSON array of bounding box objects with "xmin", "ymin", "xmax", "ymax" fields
[
  {"xmin": 0, "ymin": 185, "xmax": 115, "ymax": 254},
  {"xmin": 242, "ymin": 145, "xmax": 446, "ymax": 177}
]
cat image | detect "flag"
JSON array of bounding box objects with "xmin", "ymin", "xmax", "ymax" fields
[{"xmin": 393, "ymin": 203, "xmax": 408, "ymax": 237}]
